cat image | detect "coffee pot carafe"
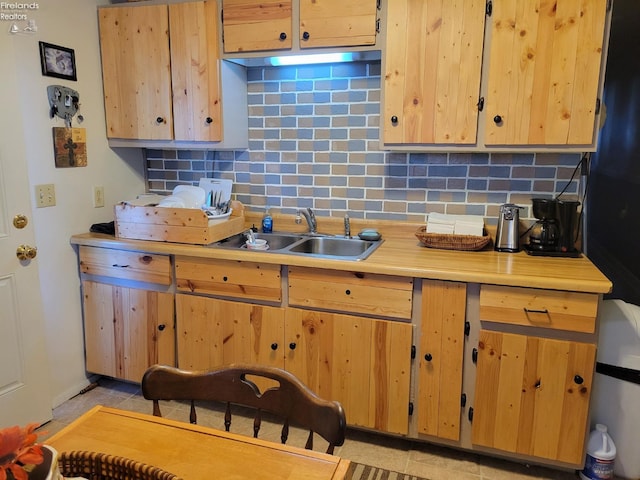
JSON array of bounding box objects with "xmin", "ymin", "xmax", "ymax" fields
[
  {"xmin": 525, "ymin": 198, "xmax": 581, "ymax": 257},
  {"xmin": 494, "ymin": 204, "xmax": 523, "ymax": 252}
]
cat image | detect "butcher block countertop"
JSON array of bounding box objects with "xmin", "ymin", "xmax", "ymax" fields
[{"xmin": 71, "ymin": 213, "xmax": 611, "ymax": 294}]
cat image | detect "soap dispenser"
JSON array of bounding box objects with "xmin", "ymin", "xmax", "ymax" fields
[{"xmin": 262, "ymin": 208, "xmax": 273, "ymax": 233}]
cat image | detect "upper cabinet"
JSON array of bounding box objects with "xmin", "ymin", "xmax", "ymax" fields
[
  {"xmin": 382, "ymin": 0, "xmax": 611, "ymax": 152},
  {"xmin": 221, "ymin": 0, "xmax": 379, "ymax": 54},
  {"xmin": 98, "ymin": 1, "xmax": 247, "ymax": 147}
]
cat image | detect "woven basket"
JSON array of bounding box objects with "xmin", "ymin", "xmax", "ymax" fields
[
  {"xmin": 415, "ymin": 226, "xmax": 491, "ymax": 251},
  {"xmin": 58, "ymin": 451, "xmax": 182, "ymax": 480}
]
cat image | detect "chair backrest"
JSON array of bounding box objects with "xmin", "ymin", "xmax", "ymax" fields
[
  {"xmin": 141, "ymin": 364, "xmax": 346, "ymax": 454},
  {"xmin": 58, "ymin": 450, "xmax": 182, "ymax": 480}
]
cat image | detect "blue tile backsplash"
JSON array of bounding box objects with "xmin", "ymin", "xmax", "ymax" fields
[{"xmin": 145, "ymin": 61, "xmax": 582, "ymax": 223}]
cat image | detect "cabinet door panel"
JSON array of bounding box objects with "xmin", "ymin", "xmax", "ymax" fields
[
  {"xmin": 222, "ymin": 0, "xmax": 293, "ymax": 53},
  {"xmin": 383, "ymin": 0, "xmax": 485, "ymax": 145},
  {"xmin": 176, "ymin": 294, "xmax": 284, "ymax": 370},
  {"xmin": 299, "ymin": 0, "xmax": 377, "ymax": 48},
  {"xmin": 285, "ymin": 308, "xmax": 412, "ymax": 434},
  {"xmin": 169, "ymin": 2, "xmax": 222, "ymax": 141},
  {"xmin": 417, "ymin": 280, "xmax": 466, "ymax": 441},
  {"xmin": 99, "ymin": 5, "xmax": 173, "ymax": 140},
  {"xmin": 472, "ymin": 330, "xmax": 596, "ymax": 465},
  {"xmin": 484, "ymin": 0, "xmax": 607, "ymax": 146}
]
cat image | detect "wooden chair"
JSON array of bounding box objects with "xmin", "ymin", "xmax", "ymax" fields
[{"xmin": 141, "ymin": 364, "xmax": 346, "ymax": 454}]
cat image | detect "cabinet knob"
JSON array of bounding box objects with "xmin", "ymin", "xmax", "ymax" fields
[
  {"xmin": 289, "ymin": 342, "xmax": 297, "ymax": 350},
  {"xmin": 158, "ymin": 324, "xmax": 166, "ymax": 331},
  {"xmin": 271, "ymin": 343, "xmax": 278, "ymax": 350},
  {"xmin": 574, "ymin": 375, "xmax": 584, "ymax": 385},
  {"xmin": 424, "ymin": 353, "xmax": 433, "ymax": 362},
  {"xmin": 302, "ymin": 31, "xmax": 310, "ymax": 40},
  {"xmin": 493, "ymin": 115, "xmax": 503, "ymax": 125},
  {"xmin": 156, "ymin": 117, "xmax": 164, "ymax": 124},
  {"xmin": 205, "ymin": 117, "xmax": 213, "ymax": 124},
  {"xmin": 279, "ymin": 32, "xmax": 287, "ymax": 40},
  {"xmin": 391, "ymin": 115, "xmax": 398, "ymax": 124},
  {"xmin": 472, "ymin": 348, "xmax": 478, "ymax": 364},
  {"xmin": 345, "ymin": 289, "xmax": 351, "ymax": 295}
]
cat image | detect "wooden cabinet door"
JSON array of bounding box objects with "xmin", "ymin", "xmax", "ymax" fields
[
  {"xmin": 417, "ymin": 280, "xmax": 466, "ymax": 441},
  {"xmin": 299, "ymin": 0, "xmax": 378, "ymax": 49},
  {"xmin": 285, "ymin": 308, "xmax": 412, "ymax": 435},
  {"xmin": 98, "ymin": 4, "xmax": 173, "ymax": 140},
  {"xmin": 472, "ymin": 330, "xmax": 596, "ymax": 465},
  {"xmin": 169, "ymin": 2, "xmax": 222, "ymax": 142},
  {"xmin": 383, "ymin": 0, "xmax": 485, "ymax": 145},
  {"xmin": 176, "ymin": 294, "xmax": 285, "ymax": 370},
  {"xmin": 222, "ymin": 0, "xmax": 293, "ymax": 53},
  {"xmin": 484, "ymin": 0, "xmax": 607, "ymax": 146},
  {"xmin": 82, "ymin": 281, "xmax": 175, "ymax": 382}
]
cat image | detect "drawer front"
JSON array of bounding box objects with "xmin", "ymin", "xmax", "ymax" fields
[
  {"xmin": 79, "ymin": 246, "xmax": 171, "ymax": 285},
  {"xmin": 479, "ymin": 285, "xmax": 598, "ymax": 333},
  {"xmin": 175, "ymin": 257, "xmax": 282, "ymax": 302},
  {"xmin": 288, "ymin": 266, "xmax": 413, "ymax": 319}
]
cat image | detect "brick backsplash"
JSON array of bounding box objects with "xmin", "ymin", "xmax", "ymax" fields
[{"xmin": 145, "ymin": 61, "xmax": 583, "ymax": 225}]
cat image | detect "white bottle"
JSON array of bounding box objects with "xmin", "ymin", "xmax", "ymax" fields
[{"xmin": 579, "ymin": 424, "xmax": 617, "ymax": 480}]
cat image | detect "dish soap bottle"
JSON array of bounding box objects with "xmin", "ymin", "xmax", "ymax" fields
[{"xmin": 262, "ymin": 208, "xmax": 273, "ymax": 233}]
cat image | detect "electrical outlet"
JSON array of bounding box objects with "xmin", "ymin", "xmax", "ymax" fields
[
  {"xmin": 35, "ymin": 184, "xmax": 56, "ymax": 208},
  {"xmin": 93, "ymin": 186, "xmax": 105, "ymax": 208}
]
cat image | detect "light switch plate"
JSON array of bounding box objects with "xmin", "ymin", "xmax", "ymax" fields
[
  {"xmin": 35, "ymin": 184, "xmax": 56, "ymax": 208},
  {"xmin": 93, "ymin": 186, "xmax": 105, "ymax": 208}
]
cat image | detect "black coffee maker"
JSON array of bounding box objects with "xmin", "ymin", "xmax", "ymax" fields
[{"xmin": 525, "ymin": 198, "xmax": 581, "ymax": 257}]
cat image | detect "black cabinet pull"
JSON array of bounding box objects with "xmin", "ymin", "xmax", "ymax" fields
[
  {"xmin": 156, "ymin": 117, "xmax": 164, "ymax": 124},
  {"xmin": 391, "ymin": 115, "xmax": 398, "ymax": 124},
  {"xmin": 424, "ymin": 353, "xmax": 433, "ymax": 362},
  {"xmin": 223, "ymin": 276, "xmax": 228, "ymax": 282},
  {"xmin": 302, "ymin": 31, "xmax": 310, "ymax": 40},
  {"xmin": 289, "ymin": 342, "xmax": 297, "ymax": 350},
  {"xmin": 461, "ymin": 393, "xmax": 467, "ymax": 407},
  {"xmin": 112, "ymin": 264, "xmax": 130, "ymax": 268},
  {"xmin": 472, "ymin": 348, "xmax": 478, "ymax": 364},
  {"xmin": 205, "ymin": 117, "xmax": 213, "ymax": 124},
  {"xmin": 464, "ymin": 321, "xmax": 470, "ymax": 336},
  {"xmin": 468, "ymin": 407, "xmax": 474, "ymax": 422},
  {"xmin": 574, "ymin": 375, "xmax": 584, "ymax": 384},
  {"xmin": 271, "ymin": 343, "xmax": 278, "ymax": 350},
  {"xmin": 158, "ymin": 324, "xmax": 166, "ymax": 331},
  {"xmin": 493, "ymin": 115, "xmax": 503, "ymax": 125},
  {"xmin": 345, "ymin": 289, "xmax": 351, "ymax": 295},
  {"xmin": 279, "ymin": 32, "xmax": 287, "ymax": 40}
]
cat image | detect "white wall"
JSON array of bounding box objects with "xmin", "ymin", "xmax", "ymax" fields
[{"xmin": 9, "ymin": 0, "xmax": 146, "ymax": 406}]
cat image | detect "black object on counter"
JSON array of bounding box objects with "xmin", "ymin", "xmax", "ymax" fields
[{"xmin": 90, "ymin": 221, "xmax": 115, "ymax": 235}]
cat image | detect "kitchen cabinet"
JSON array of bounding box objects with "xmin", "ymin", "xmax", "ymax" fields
[
  {"xmin": 471, "ymin": 284, "xmax": 598, "ymax": 465},
  {"xmin": 382, "ymin": 0, "xmax": 609, "ymax": 151},
  {"xmin": 221, "ymin": 0, "xmax": 379, "ymax": 53},
  {"xmin": 416, "ymin": 280, "xmax": 466, "ymax": 442},
  {"xmin": 98, "ymin": 1, "xmax": 246, "ymax": 146},
  {"xmin": 79, "ymin": 246, "xmax": 175, "ymax": 382}
]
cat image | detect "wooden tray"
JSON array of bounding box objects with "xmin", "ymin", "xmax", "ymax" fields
[
  {"xmin": 115, "ymin": 201, "xmax": 245, "ymax": 245},
  {"xmin": 415, "ymin": 226, "xmax": 491, "ymax": 251}
]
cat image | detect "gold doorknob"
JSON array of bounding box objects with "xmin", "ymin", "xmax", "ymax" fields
[
  {"xmin": 16, "ymin": 244, "xmax": 37, "ymax": 261},
  {"xmin": 13, "ymin": 214, "xmax": 28, "ymax": 229}
]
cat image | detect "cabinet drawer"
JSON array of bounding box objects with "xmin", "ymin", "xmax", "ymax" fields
[
  {"xmin": 175, "ymin": 257, "xmax": 281, "ymax": 302},
  {"xmin": 479, "ymin": 285, "xmax": 598, "ymax": 333},
  {"xmin": 288, "ymin": 267, "xmax": 413, "ymax": 319},
  {"xmin": 79, "ymin": 246, "xmax": 171, "ymax": 285}
]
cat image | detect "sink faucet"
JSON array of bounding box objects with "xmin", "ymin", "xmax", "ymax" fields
[
  {"xmin": 344, "ymin": 214, "xmax": 351, "ymax": 238},
  {"xmin": 297, "ymin": 208, "xmax": 317, "ymax": 234}
]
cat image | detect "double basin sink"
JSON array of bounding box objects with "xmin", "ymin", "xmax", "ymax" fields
[{"xmin": 211, "ymin": 231, "xmax": 383, "ymax": 261}]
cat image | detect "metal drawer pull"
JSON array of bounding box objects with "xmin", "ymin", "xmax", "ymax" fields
[
  {"xmin": 112, "ymin": 264, "xmax": 130, "ymax": 268},
  {"xmin": 523, "ymin": 307, "xmax": 551, "ymax": 323}
]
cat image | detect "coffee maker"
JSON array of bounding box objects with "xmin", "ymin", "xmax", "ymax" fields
[{"xmin": 525, "ymin": 198, "xmax": 581, "ymax": 257}]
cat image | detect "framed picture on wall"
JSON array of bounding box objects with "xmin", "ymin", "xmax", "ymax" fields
[{"xmin": 39, "ymin": 42, "xmax": 77, "ymax": 81}]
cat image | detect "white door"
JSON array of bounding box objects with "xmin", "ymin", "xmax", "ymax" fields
[{"xmin": 0, "ymin": 38, "xmax": 52, "ymax": 427}]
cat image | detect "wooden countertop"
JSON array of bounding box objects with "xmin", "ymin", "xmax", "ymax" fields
[{"xmin": 70, "ymin": 225, "xmax": 612, "ymax": 294}]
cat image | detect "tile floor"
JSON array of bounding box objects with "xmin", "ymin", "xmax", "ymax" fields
[{"xmin": 37, "ymin": 378, "xmax": 587, "ymax": 480}]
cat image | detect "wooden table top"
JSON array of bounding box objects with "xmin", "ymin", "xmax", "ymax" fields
[{"xmin": 46, "ymin": 406, "xmax": 350, "ymax": 480}]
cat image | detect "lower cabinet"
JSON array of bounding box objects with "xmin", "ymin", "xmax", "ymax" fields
[
  {"xmin": 82, "ymin": 281, "xmax": 175, "ymax": 382},
  {"xmin": 472, "ymin": 330, "xmax": 596, "ymax": 465}
]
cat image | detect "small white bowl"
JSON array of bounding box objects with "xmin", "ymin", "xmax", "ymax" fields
[{"xmin": 246, "ymin": 239, "xmax": 268, "ymax": 250}]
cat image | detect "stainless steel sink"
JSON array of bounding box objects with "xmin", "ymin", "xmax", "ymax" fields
[{"xmin": 210, "ymin": 231, "xmax": 382, "ymax": 261}]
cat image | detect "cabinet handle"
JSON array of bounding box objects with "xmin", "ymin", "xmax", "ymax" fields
[
  {"xmin": 464, "ymin": 321, "xmax": 470, "ymax": 336},
  {"xmin": 205, "ymin": 117, "xmax": 213, "ymax": 124},
  {"xmin": 271, "ymin": 343, "xmax": 278, "ymax": 350},
  {"xmin": 112, "ymin": 264, "xmax": 130, "ymax": 268},
  {"xmin": 345, "ymin": 289, "xmax": 351, "ymax": 295},
  {"xmin": 158, "ymin": 324, "xmax": 166, "ymax": 331},
  {"xmin": 302, "ymin": 31, "xmax": 310, "ymax": 40},
  {"xmin": 472, "ymin": 348, "xmax": 478, "ymax": 364},
  {"xmin": 390, "ymin": 115, "xmax": 398, "ymax": 124},
  {"xmin": 468, "ymin": 407, "xmax": 474, "ymax": 422},
  {"xmin": 289, "ymin": 342, "xmax": 297, "ymax": 350},
  {"xmin": 461, "ymin": 393, "xmax": 467, "ymax": 407},
  {"xmin": 493, "ymin": 115, "xmax": 503, "ymax": 125},
  {"xmin": 424, "ymin": 353, "xmax": 432, "ymax": 362},
  {"xmin": 156, "ymin": 117, "xmax": 164, "ymax": 124},
  {"xmin": 279, "ymin": 32, "xmax": 287, "ymax": 40},
  {"xmin": 574, "ymin": 375, "xmax": 584, "ymax": 385}
]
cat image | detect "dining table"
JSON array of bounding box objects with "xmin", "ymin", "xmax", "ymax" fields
[{"xmin": 45, "ymin": 405, "xmax": 351, "ymax": 479}]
